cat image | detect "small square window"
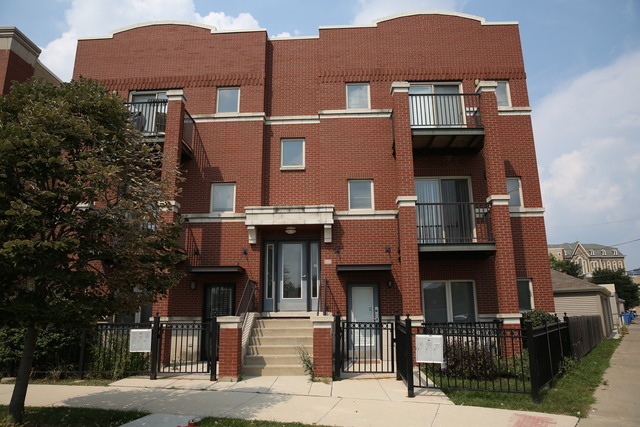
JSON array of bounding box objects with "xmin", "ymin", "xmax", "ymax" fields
[
  {"xmin": 348, "ymin": 180, "xmax": 373, "ymax": 210},
  {"xmin": 496, "ymin": 81, "xmax": 511, "ymax": 107},
  {"xmin": 217, "ymin": 87, "xmax": 239, "ymax": 113},
  {"xmin": 281, "ymin": 139, "xmax": 305, "ymax": 170},
  {"xmin": 211, "ymin": 183, "xmax": 235, "ymax": 213},
  {"xmin": 346, "ymin": 83, "xmax": 370, "ymax": 109},
  {"xmin": 507, "ymin": 178, "xmax": 522, "ymax": 207},
  {"xmin": 517, "ymin": 279, "xmax": 533, "ymax": 312}
]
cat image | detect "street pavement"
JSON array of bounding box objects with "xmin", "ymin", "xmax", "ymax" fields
[
  {"xmin": 0, "ymin": 372, "xmax": 578, "ymax": 427},
  {"xmin": 578, "ymin": 319, "xmax": 640, "ymax": 426}
]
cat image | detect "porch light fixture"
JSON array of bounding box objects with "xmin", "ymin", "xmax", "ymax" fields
[
  {"xmin": 387, "ymin": 280, "xmax": 393, "ymax": 289},
  {"xmin": 190, "ymin": 281, "xmax": 196, "ymax": 290},
  {"xmin": 285, "ymin": 226, "xmax": 297, "ymax": 235}
]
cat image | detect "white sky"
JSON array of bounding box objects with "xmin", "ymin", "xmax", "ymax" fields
[{"xmin": 2, "ymin": 0, "xmax": 640, "ymax": 268}]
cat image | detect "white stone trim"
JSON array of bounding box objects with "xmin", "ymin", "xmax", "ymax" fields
[
  {"xmin": 320, "ymin": 11, "xmax": 516, "ymax": 30},
  {"xmin": 166, "ymin": 89, "xmax": 188, "ymax": 103},
  {"xmin": 396, "ymin": 195, "xmax": 418, "ymax": 207},
  {"xmin": 79, "ymin": 21, "xmax": 218, "ymax": 40},
  {"xmin": 324, "ymin": 224, "xmax": 332, "ymax": 243},
  {"xmin": 510, "ymin": 207, "xmax": 546, "ymax": 217},
  {"xmin": 182, "ymin": 212, "xmax": 246, "ymax": 223},
  {"xmin": 486, "ymin": 194, "xmax": 510, "ymax": 205},
  {"xmin": 266, "ymin": 115, "xmax": 320, "ymax": 125},
  {"xmin": 476, "ymin": 80, "xmax": 498, "ymax": 93},
  {"xmin": 218, "ymin": 316, "xmax": 242, "ymax": 328},
  {"xmin": 334, "ymin": 210, "xmax": 397, "ymax": 220},
  {"xmin": 390, "ymin": 82, "xmax": 411, "ymax": 94},
  {"xmin": 194, "ymin": 112, "xmax": 266, "ymax": 123},
  {"xmin": 269, "ymin": 35, "xmax": 319, "ymax": 41},
  {"xmin": 318, "ymin": 109, "xmax": 392, "ymax": 119},
  {"xmin": 0, "ymin": 27, "xmax": 40, "ymax": 64},
  {"xmin": 245, "ymin": 205, "xmax": 334, "ymax": 226},
  {"xmin": 498, "ymin": 106, "xmax": 532, "ymax": 116},
  {"xmin": 247, "ymin": 226, "xmax": 257, "ymax": 245}
]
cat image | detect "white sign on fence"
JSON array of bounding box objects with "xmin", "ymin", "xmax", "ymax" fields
[
  {"xmin": 415, "ymin": 334, "xmax": 444, "ymax": 363},
  {"xmin": 129, "ymin": 329, "xmax": 152, "ymax": 353}
]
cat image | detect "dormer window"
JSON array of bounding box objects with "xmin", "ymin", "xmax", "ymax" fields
[
  {"xmin": 601, "ymin": 250, "xmax": 606, "ymax": 255},
  {"xmin": 590, "ymin": 250, "xmax": 595, "ymax": 256}
]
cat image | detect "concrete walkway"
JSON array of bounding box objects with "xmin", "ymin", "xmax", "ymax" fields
[
  {"xmin": 0, "ymin": 372, "xmax": 578, "ymax": 427},
  {"xmin": 579, "ymin": 319, "xmax": 640, "ymax": 426}
]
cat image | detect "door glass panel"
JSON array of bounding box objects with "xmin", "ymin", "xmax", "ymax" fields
[
  {"xmin": 265, "ymin": 244, "xmax": 274, "ymax": 299},
  {"xmin": 451, "ymin": 282, "xmax": 475, "ymax": 322},
  {"xmin": 415, "ymin": 179, "xmax": 443, "ymax": 243},
  {"xmin": 441, "ymin": 179, "xmax": 472, "ymax": 243},
  {"xmin": 282, "ymin": 243, "xmax": 303, "ymax": 299},
  {"xmin": 310, "ymin": 243, "xmax": 319, "ymax": 298},
  {"xmin": 434, "ymin": 85, "xmax": 462, "ymax": 126},
  {"xmin": 422, "ymin": 282, "xmax": 448, "ymax": 323}
]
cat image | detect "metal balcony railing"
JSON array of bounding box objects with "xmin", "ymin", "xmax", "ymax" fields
[
  {"xmin": 409, "ymin": 94, "xmax": 482, "ymax": 129},
  {"xmin": 416, "ymin": 202, "xmax": 493, "ymax": 245},
  {"xmin": 126, "ymin": 99, "xmax": 168, "ymax": 136}
]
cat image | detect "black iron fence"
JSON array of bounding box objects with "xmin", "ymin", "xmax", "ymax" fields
[
  {"xmin": 409, "ymin": 93, "xmax": 482, "ymax": 129},
  {"xmin": 416, "ymin": 202, "xmax": 493, "ymax": 245},
  {"xmin": 1, "ymin": 317, "xmax": 219, "ymax": 381},
  {"xmin": 395, "ymin": 314, "xmax": 605, "ymax": 401},
  {"xmin": 334, "ymin": 316, "xmax": 395, "ymax": 376}
]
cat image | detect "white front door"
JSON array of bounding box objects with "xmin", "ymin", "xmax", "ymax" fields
[{"xmin": 348, "ymin": 284, "xmax": 379, "ymax": 356}]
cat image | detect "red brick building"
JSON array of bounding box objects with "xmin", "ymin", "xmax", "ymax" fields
[{"xmin": 73, "ymin": 11, "xmax": 554, "ymax": 378}]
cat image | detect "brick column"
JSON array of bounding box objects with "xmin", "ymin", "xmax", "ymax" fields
[
  {"xmin": 391, "ymin": 82, "xmax": 421, "ymax": 317},
  {"xmin": 477, "ymin": 81, "xmax": 520, "ymax": 323},
  {"xmin": 311, "ymin": 315, "xmax": 333, "ymax": 378},
  {"xmin": 217, "ymin": 316, "xmax": 243, "ymax": 381}
]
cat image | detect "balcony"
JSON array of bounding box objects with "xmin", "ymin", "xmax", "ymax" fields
[
  {"xmin": 126, "ymin": 99, "xmax": 167, "ymax": 138},
  {"xmin": 416, "ymin": 202, "xmax": 495, "ymax": 253},
  {"xmin": 409, "ymin": 94, "xmax": 484, "ymax": 153}
]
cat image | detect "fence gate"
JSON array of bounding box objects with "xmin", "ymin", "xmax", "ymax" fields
[
  {"xmin": 334, "ymin": 316, "xmax": 395, "ymax": 375},
  {"xmin": 150, "ymin": 317, "xmax": 218, "ymax": 380}
]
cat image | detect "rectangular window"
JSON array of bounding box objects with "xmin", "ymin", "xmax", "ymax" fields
[
  {"xmin": 348, "ymin": 179, "xmax": 373, "ymax": 210},
  {"xmin": 422, "ymin": 281, "xmax": 476, "ymax": 323},
  {"xmin": 517, "ymin": 279, "xmax": 533, "ymax": 312},
  {"xmin": 217, "ymin": 87, "xmax": 239, "ymax": 113},
  {"xmin": 265, "ymin": 244, "xmax": 275, "ymax": 299},
  {"xmin": 496, "ymin": 81, "xmax": 511, "ymax": 107},
  {"xmin": 210, "ymin": 183, "xmax": 235, "ymax": 213},
  {"xmin": 506, "ymin": 178, "xmax": 522, "ymax": 207},
  {"xmin": 346, "ymin": 83, "xmax": 370, "ymax": 109},
  {"xmin": 281, "ymin": 139, "xmax": 305, "ymax": 169}
]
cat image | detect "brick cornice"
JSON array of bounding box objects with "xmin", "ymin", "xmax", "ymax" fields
[{"xmin": 101, "ymin": 71, "xmax": 265, "ymax": 92}]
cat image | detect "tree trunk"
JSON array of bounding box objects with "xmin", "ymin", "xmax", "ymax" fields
[{"xmin": 8, "ymin": 326, "xmax": 39, "ymax": 424}]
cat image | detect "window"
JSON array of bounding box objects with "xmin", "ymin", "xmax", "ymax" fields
[
  {"xmin": 210, "ymin": 183, "xmax": 235, "ymax": 213},
  {"xmin": 422, "ymin": 281, "xmax": 476, "ymax": 323},
  {"xmin": 496, "ymin": 81, "xmax": 511, "ymax": 107},
  {"xmin": 346, "ymin": 83, "xmax": 370, "ymax": 109},
  {"xmin": 348, "ymin": 180, "xmax": 373, "ymax": 210},
  {"xmin": 281, "ymin": 139, "xmax": 305, "ymax": 169},
  {"xmin": 506, "ymin": 178, "xmax": 522, "ymax": 207},
  {"xmin": 217, "ymin": 87, "xmax": 239, "ymax": 113},
  {"xmin": 613, "ymin": 250, "xmax": 618, "ymax": 255},
  {"xmin": 517, "ymin": 279, "xmax": 533, "ymax": 312},
  {"xmin": 590, "ymin": 250, "xmax": 595, "ymax": 256}
]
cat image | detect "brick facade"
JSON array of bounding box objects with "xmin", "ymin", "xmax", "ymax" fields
[{"xmin": 73, "ymin": 12, "xmax": 555, "ymax": 368}]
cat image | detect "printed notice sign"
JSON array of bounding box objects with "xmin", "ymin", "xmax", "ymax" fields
[
  {"xmin": 129, "ymin": 329, "xmax": 152, "ymax": 353},
  {"xmin": 415, "ymin": 334, "xmax": 444, "ymax": 363}
]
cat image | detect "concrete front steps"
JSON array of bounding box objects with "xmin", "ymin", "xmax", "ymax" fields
[{"xmin": 243, "ymin": 318, "xmax": 313, "ymax": 376}]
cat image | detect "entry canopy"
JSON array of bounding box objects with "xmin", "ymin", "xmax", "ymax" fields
[
  {"xmin": 187, "ymin": 265, "xmax": 245, "ymax": 274},
  {"xmin": 336, "ymin": 264, "xmax": 392, "ymax": 272}
]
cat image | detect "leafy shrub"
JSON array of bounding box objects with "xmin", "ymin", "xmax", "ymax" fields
[{"xmin": 521, "ymin": 310, "xmax": 558, "ymax": 327}]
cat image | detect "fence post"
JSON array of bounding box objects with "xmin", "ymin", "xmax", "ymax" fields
[
  {"xmin": 210, "ymin": 317, "xmax": 218, "ymax": 381},
  {"xmin": 405, "ymin": 314, "xmax": 414, "ymax": 398},
  {"xmin": 333, "ymin": 313, "xmax": 341, "ymax": 380},
  {"xmin": 544, "ymin": 319, "xmax": 555, "ymax": 388},
  {"xmin": 525, "ymin": 320, "xmax": 540, "ymax": 402},
  {"xmin": 564, "ymin": 313, "xmax": 573, "ymax": 359},
  {"xmin": 77, "ymin": 330, "xmax": 87, "ymax": 380},
  {"xmin": 150, "ymin": 314, "xmax": 160, "ymax": 380},
  {"xmin": 394, "ymin": 314, "xmax": 401, "ymax": 381}
]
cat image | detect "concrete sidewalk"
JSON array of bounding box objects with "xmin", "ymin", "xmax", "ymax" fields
[
  {"xmin": 0, "ymin": 373, "xmax": 578, "ymax": 427},
  {"xmin": 578, "ymin": 320, "xmax": 640, "ymax": 426}
]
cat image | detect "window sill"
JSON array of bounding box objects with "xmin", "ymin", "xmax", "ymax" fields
[{"xmin": 280, "ymin": 166, "xmax": 305, "ymax": 171}]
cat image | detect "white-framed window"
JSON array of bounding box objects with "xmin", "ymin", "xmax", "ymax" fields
[
  {"xmin": 613, "ymin": 250, "xmax": 618, "ymax": 255},
  {"xmin": 280, "ymin": 138, "xmax": 305, "ymax": 170},
  {"xmin": 348, "ymin": 179, "xmax": 373, "ymax": 210},
  {"xmin": 422, "ymin": 280, "xmax": 477, "ymax": 323},
  {"xmin": 496, "ymin": 81, "xmax": 511, "ymax": 107},
  {"xmin": 601, "ymin": 249, "xmax": 607, "ymax": 255},
  {"xmin": 210, "ymin": 182, "xmax": 236, "ymax": 213},
  {"xmin": 217, "ymin": 87, "xmax": 240, "ymax": 113},
  {"xmin": 590, "ymin": 250, "xmax": 595, "ymax": 256},
  {"xmin": 346, "ymin": 83, "xmax": 370, "ymax": 109},
  {"xmin": 506, "ymin": 177, "xmax": 523, "ymax": 208},
  {"xmin": 517, "ymin": 279, "xmax": 534, "ymax": 312}
]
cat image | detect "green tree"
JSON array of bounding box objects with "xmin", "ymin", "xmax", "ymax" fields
[
  {"xmin": 0, "ymin": 78, "xmax": 184, "ymax": 423},
  {"xmin": 590, "ymin": 268, "xmax": 639, "ymax": 310},
  {"xmin": 550, "ymin": 254, "xmax": 583, "ymax": 278}
]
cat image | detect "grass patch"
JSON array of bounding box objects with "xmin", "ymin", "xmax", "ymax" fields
[
  {"xmin": 199, "ymin": 419, "xmax": 328, "ymax": 427},
  {"xmin": 28, "ymin": 378, "xmax": 113, "ymax": 387},
  {"xmin": 444, "ymin": 337, "xmax": 621, "ymax": 418},
  {"xmin": 0, "ymin": 406, "xmax": 148, "ymax": 426}
]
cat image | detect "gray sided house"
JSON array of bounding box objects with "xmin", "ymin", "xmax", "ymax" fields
[{"xmin": 551, "ymin": 270, "xmax": 615, "ymax": 337}]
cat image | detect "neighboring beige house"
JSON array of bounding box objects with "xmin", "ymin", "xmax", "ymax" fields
[
  {"xmin": 548, "ymin": 242, "xmax": 626, "ymax": 278},
  {"xmin": 551, "ymin": 270, "xmax": 614, "ymax": 337},
  {"xmin": 597, "ymin": 283, "xmax": 626, "ymax": 334}
]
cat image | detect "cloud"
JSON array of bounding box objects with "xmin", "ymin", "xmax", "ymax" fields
[
  {"xmin": 351, "ymin": 0, "xmax": 463, "ymax": 25},
  {"xmin": 534, "ymin": 49, "xmax": 640, "ymax": 264},
  {"xmin": 39, "ymin": 0, "xmax": 260, "ymax": 81}
]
